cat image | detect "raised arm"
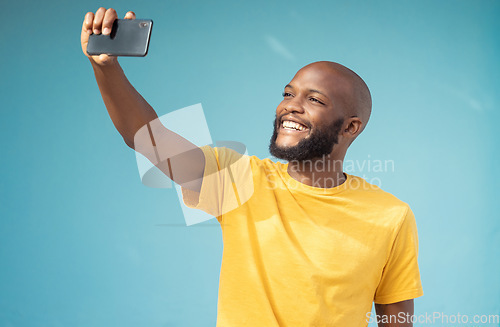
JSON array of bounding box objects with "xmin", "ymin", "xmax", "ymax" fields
[{"xmin": 81, "ymin": 8, "xmax": 205, "ymax": 192}]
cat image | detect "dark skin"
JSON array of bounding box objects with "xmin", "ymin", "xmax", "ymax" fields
[
  {"xmin": 81, "ymin": 8, "xmax": 206, "ymax": 192},
  {"xmin": 275, "ymin": 62, "xmax": 414, "ymax": 326},
  {"xmin": 275, "ymin": 61, "xmax": 371, "ymax": 188},
  {"xmin": 82, "ymin": 9, "xmax": 415, "ymax": 323},
  {"xmin": 375, "ymin": 300, "xmax": 414, "ymax": 327}
]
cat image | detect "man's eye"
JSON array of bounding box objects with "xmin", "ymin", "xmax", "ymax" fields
[
  {"xmin": 310, "ymin": 97, "xmax": 324, "ymax": 105},
  {"xmin": 282, "ymin": 92, "xmax": 292, "ymax": 97}
]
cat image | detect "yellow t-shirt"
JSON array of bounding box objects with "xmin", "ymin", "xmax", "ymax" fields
[{"xmin": 182, "ymin": 146, "xmax": 423, "ymax": 327}]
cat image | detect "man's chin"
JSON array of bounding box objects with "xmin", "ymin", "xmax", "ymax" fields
[
  {"xmin": 275, "ymin": 134, "xmax": 308, "ymax": 149},
  {"xmin": 269, "ymin": 141, "xmax": 301, "ymax": 161},
  {"xmin": 274, "ymin": 141, "xmax": 298, "ymax": 150}
]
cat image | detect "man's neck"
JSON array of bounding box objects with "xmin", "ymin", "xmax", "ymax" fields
[{"xmin": 287, "ymin": 155, "xmax": 345, "ymax": 189}]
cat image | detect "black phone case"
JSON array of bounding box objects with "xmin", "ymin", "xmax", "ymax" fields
[{"xmin": 86, "ymin": 19, "xmax": 153, "ymax": 57}]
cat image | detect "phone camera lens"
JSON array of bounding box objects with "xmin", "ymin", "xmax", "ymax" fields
[{"xmin": 139, "ymin": 22, "xmax": 148, "ymax": 28}]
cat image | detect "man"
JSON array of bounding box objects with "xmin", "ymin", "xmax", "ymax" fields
[{"xmin": 82, "ymin": 8, "xmax": 423, "ymax": 327}]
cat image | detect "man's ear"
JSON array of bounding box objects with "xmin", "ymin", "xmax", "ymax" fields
[{"xmin": 342, "ymin": 116, "xmax": 364, "ymax": 139}]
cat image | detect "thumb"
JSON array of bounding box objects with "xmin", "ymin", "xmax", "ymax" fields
[{"xmin": 124, "ymin": 11, "xmax": 136, "ymax": 20}]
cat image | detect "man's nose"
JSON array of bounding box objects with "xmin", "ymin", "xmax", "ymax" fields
[{"xmin": 284, "ymin": 97, "xmax": 305, "ymax": 114}]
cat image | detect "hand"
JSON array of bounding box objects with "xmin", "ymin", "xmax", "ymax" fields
[{"xmin": 81, "ymin": 8, "xmax": 136, "ymax": 66}]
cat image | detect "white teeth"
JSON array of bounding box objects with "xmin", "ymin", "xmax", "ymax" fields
[{"xmin": 282, "ymin": 120, "xmax": 307, "ymax": 131}]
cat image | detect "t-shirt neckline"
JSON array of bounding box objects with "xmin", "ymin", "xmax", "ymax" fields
[{"xmin": 277, "ymin": 162, "xmax": 351, "ymax": 195}]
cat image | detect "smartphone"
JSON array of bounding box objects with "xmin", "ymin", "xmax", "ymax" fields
[{"xmin": 86, "ymin": 19, "xmax": 153, "ymax": 57}]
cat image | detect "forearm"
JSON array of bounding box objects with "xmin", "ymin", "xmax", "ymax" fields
[
  {"xmin": 83, "ymin": 8, "xmax": 204, "ymax": 192},
  {"xmin": 90, "ymin": 59, "xmax": 158, "ymax": 147}
]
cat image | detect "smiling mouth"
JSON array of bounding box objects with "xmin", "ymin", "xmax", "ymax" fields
[{"xmin": 281, "ymin": 120, "xmax": 309, "ymax": 132}]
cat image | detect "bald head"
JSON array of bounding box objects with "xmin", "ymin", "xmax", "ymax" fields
[{"xmin": 297, "ymin": 61, "xmax": 372, "ymax": 134}]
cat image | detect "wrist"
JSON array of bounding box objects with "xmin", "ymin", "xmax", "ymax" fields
[
  {"xmin": 89, "ymin": 57, "xmax": 122, "ymax": 73},
  {"xmin": 89, "ymin": 56, "xmax": 120, "ymax": 69}
]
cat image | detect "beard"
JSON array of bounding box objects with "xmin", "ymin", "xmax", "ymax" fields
[{"xmin": 269, "ymin": 116, "xmax": 344, "ymax": 162}]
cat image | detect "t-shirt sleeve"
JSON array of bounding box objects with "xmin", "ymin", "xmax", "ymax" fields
[
  {"xmin": 374, "ymin": 206, "xmax": 424, "ymax": 304},
  {"xmin": 180, "ymin": 145, "xmax": 254, "ymax": 223}
]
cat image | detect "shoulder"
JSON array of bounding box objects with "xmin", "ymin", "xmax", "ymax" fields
[
  {"xmin": 250, "ymin": 155, "xmax": 282, "ymax": 169},
  {"xmin": 205, "ymin": 147, "xmax": 279, "ymax": 182},
  {"xmin": 206, "ymin": 146, "xmax": 283, "ymax": 171},
  {"xmin": 346, "ymin": 174, "xmax": 407, "ymax": 203},
  {"xmin": 345, "ymin": 174, "xmax": 412, "ymax": 226}
]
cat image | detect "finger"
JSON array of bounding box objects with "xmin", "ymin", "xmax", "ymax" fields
[
  {"xmin": 81, "ymin": 12, "xmax": 95, "ymax": 55},
  {"xmin": 124, "ymin": 11, "xmax": 136, "ymax": 20},
  {"xmin": 93, "ymin": 7, "xmax": 106, "ymax": 34},
  {"xmin": 102, "ymin": 8, "xmax": 117, "ymax": 35},
  {"xmin": 82, "ymin": 12, "xmax": 94, "ymax": 35}
]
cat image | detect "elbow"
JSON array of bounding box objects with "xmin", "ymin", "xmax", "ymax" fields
[{"xmin": 123, "ymin": 137, "xmax": 135, "ymax": 149}]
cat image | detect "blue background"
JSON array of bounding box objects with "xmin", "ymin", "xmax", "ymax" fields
[{"xmin": 1, "ymin": 0, "xmax": 499, "ymax": 326}]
